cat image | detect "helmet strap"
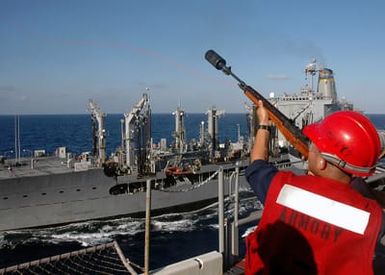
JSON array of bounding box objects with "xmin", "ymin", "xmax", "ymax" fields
[{"xmin": 320, "ymin": 153, "xmax": 374, "ymax": 175}]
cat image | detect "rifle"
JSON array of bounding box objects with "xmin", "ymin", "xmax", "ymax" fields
[{"xmin": 204, "ymin": 49, "xmax": 309, "ymax": 159}]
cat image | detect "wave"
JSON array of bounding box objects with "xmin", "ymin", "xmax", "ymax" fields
[{"xmin": 0, "ymin": 194, "xmax": 262, "ymax": 248}]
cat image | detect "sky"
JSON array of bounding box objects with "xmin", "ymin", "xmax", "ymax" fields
[{"xmin": 0, "ymin": 0, "xmax": 384, "ymax": 114}]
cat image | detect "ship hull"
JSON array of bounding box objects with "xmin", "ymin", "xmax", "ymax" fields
[{"xmin": 0, "ymin": 165, "xmax": 249, "ymax": 231}]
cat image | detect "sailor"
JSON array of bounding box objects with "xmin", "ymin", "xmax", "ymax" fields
[{"xmin": 245, "ymin": 100, "xmax": 385, "ymax": 275}]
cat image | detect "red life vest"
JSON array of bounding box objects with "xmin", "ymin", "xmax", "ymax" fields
[{"xmin": 245, "ymin": 171, "xmax": 382, "ymax": 275}]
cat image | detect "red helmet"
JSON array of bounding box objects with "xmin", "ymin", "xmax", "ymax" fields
[{"xmin": 303, "ymin": 111, "xmax": 381, "ymax": 176}]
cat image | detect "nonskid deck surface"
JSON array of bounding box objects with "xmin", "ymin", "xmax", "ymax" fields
[
  {"xmin": 0, "ymin": 155, "xmax": 249, "ymax": 179},
  {"xmin": 0, "ymin": 156, "xmax": 94, "ymax": 179}
]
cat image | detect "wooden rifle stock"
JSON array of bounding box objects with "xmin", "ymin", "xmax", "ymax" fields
[{"xmin": 240, "ymin": 83, "xmax": 309, "ymax": 159}]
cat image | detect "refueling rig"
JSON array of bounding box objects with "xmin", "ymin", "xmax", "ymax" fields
[{"xmin": 98, "ymin": 94, "xmax": 250, "ymax": 180}]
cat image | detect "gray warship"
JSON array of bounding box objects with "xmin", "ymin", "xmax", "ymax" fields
[{"xmin": 0, "ymin": 94, "xmax": 251, "ymax": 232}]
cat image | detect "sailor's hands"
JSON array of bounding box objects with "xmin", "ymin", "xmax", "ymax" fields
[
  {"xmin": 257, "ymin": 100, "xmax": 270, "ymax": 125},
  {"xmin": 251, "ymin": 100, "xmax": 271, "ymax": 162}
]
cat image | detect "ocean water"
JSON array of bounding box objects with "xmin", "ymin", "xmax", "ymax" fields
[
  {"xmin": 0, "ymin": 113, "xmax": 384, "ymax": 270},
  {"xmin": 0, "ymin": 195, "xmax": 261, "ymax": 270}
]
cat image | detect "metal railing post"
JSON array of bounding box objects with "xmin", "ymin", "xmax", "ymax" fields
[
  {"xmin": 232, "ymin": 165, "xmax": 240, "ymax": 259},
  {"xmin": 144, "ymin": 179, "xmax": 152, "ymax": 275},
  {"xmin": 218, "ymin": 167, "xmax": 224, "ymax": 255}
]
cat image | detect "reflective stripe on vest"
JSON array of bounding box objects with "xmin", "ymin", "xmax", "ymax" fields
[{"xmin": 276, "ymin": 184, "xmax": 370, "ymax": 235}]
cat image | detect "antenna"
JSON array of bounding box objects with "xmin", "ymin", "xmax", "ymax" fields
[
  {"xmin": 304, "ymin": 58, "xmax": 318, "ymax": 92},
  {"xmin": 14, "ymin": 115, "xmax": 21, "ymax": 163}
]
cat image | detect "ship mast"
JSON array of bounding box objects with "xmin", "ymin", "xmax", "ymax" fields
[
  {"xmin": 14, "ymin": 115, "xmax": 21, "ymax": 164},
  {"xmin": 199, "ymin": 121, "xmax": 205, "ymax": 147},
  {"xmin": 123, "ymin": 93, "xmax": 151, "ymax": 175},
  {"xmin": 304, "ymin": 58, "xmax": 317, "ymax": 93},
  {"xmin": 207, "ymin": 106, "xmax": 224, "ymax": 159},
  {"xmin": 172, "ymin": 106, "xmax": 186, "ymax": 154},
  {"xmin": 243, "ymin": 102, "xmax": 257, "ymax": 153},
  {"xmin": 88, "ymin": 100, "xmax": 106, "ymax": 167}
]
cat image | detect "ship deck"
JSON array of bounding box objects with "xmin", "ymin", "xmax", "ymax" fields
[{"xmin": 0, "ymin": 157, "xmax": 97, "ymax": 179}]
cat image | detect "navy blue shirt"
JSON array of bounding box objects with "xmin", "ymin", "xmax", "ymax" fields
[{"xmin": 245, "ymin": 159, "xmax": 278, "ymax": 205}]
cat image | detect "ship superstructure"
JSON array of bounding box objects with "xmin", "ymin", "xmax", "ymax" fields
[{"xmin": 268, "ymin": 59, "xmax": 353, "ymax": 149}]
